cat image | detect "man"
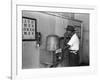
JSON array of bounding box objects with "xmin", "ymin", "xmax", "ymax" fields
[{"xmin": 63, "ymin": 25, "xmax": 80, "ymax": 66}]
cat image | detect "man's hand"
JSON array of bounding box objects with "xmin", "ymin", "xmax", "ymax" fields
[{"xmin": 63, "ymin": 44, "xmax": 70, "ymax": 50}]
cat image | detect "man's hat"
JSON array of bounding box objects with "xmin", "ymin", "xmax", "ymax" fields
[{"xmin": 66, "ymin": 25, "xmax": 75, "ymax": 32}]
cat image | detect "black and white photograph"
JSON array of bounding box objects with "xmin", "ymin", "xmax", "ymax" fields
[
  {"xmin": 22, "ymin": 11, "xmax": 89, "ymax": 69},
  {"xmin": 10, "ymin": 1, "xmax": 97, "ymax": 80},
  {"xmin": 0, "ymin": 0, "xmax": 99, "ymax": 79}
]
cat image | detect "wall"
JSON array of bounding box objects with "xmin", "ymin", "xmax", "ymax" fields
[
  {"xmin": 22, "ymin": 11, "xmax": 56, "ymax": 68},
  {"xmin": 55, "ymin": 17, "xmax": 69, "ymax": 37},
  {"xmin": 22, "ymin": 42, "xmax": 40, "ymax": 68},
  {"xmin": 75, "ymin": 13, "xmax": 89, "ymax": 64}
]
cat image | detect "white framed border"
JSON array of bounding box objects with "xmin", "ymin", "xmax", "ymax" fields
[{"xmin": 12, "ymin": 1, "xmax": 97, "ymax": 80}]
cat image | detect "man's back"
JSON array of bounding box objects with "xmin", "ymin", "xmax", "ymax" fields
[{"xmin": 67, "ymin": 33, "xmax": 80, "ymax": 51}]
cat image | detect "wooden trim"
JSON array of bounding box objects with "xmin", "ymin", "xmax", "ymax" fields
[
  {"xmin": 22, "ymin": 16, "xmax": 37, "ymax": 21},
  {"xmin": 22, "ymin": 39, "xmax": 36, "ymax": 41}
]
